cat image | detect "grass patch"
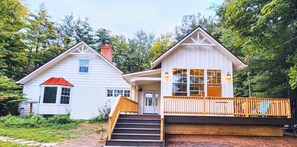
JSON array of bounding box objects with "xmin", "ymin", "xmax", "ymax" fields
[
  {"xmin": 0, "ymin": 114, "xmax": 96, "ymax": 143},
  {"xmin": 0, "ymin": 123, "xmax": 95, "ymax": 143},
  {"xmin": 0, "ymin": 141, "xmax": 29, "ymax": 147}
]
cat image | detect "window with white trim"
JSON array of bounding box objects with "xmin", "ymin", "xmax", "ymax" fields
[
  {"xmin": 172, "ymin": 68, "xmax": 187, "ymax": 96},
  {"xmin": 107, "ymin": 89, "xmax": 113, "ymax": 97},
  {"xmin": 43, "ymin": 87, "xmax": 58, "ymax": 103},
  {"xmin": 60, "ymin": 88, "xmax": 71, "ymax": 104},
  {"xmin": 106, "ymin": 89, "xmax": 130, "ymax": 98},
  {"xmin": 79, "ymin": 60, "xmax": 89, "ymax": 72},
  {"xmin": 42, "ymin": 86, "xmax": 72, "ymax": 104}
]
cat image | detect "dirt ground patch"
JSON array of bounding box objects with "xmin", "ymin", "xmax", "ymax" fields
[
  {"xmin": 55, "ymin": 123, "xmax": 108, "ymax": 147},
  {"xmin": 166, "ymin": 135, "xmax": 297, "ymax": 147}
]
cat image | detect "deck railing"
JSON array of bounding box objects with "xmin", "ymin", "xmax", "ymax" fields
[
  {"xmin": 108, "ymin": 95, "xmax": 138, "ymax": 140},
  {"xmin": 163, "ymin": 96, "xmax": 291, "ymax": 118}
]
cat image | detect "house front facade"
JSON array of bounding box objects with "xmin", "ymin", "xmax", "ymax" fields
[
  {"xmin": 123, "ymin": 26, "xmax": 246, "ymax": 115},
  {"xmin": 106, "ymin": 27, "xmax": 291, "ymax": 146},
  {"xmin": 17, "ymin": 42, "xmax": 130, "ymax": 119}
]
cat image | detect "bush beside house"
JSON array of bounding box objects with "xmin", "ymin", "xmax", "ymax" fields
[{"xmin": 0, "ymin": 76, "xmax": 24, "ymax": 116}]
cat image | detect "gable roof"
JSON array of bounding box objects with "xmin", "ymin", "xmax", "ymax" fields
[
  {"xmin": 151, "ymin": 26, "xmax": 247, "ymax": 71},
  {"xmin": 17, "ymin": 41, "xmax": 123, "ymax": 84},
  {"xmin": 42, "ymin": 77, "xmax": 74, "ymax": 87}
]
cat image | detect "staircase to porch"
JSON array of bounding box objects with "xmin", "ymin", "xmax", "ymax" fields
[{"xmin": 106, "ymin": 114, "xmax": 164, "ymax": 146}]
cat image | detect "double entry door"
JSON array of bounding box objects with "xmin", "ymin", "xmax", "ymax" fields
[{"xmin": 143, "ymin": 91, "xmax": 160, "ymax": 114}]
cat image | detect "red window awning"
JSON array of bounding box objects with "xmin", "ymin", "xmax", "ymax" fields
[{"xmin": 42, "ymin": 77, "xmax": 74, "ymax": 87}]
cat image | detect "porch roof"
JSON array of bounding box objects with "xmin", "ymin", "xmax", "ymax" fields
[{"xmin": 123, "ymin": 69, "xmax": 161, "ymax": 85}]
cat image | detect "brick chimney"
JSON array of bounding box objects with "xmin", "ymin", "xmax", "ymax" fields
[{"xmin": 100, "ymin": 40, "xmax": 113, "ymax": 62}]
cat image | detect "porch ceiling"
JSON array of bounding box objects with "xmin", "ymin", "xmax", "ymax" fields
[
  {"xmin": 123, "ymin": 69, "xmax": 161, "ymax": 85},
  {"xmin": 132, "ymin": 77, "xmax": 161, "ymax": 86}
]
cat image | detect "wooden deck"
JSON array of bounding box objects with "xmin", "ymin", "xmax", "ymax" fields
[
  {"xmin": 163, "ymin": 96, "xmax": 291, "ymax": 118},
  {"xmin": 106, "ymin": 96, "xmax": 292, "ymax": 146}
]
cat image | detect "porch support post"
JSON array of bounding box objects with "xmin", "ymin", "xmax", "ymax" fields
[{"xmin": 129, "ymin": 84, "xmax": 133, "ymax": 99}]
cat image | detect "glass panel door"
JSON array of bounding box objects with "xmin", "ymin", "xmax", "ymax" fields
[{"xmin": 143, "ymin": 91, "xmax": 160, "ymax": 114}]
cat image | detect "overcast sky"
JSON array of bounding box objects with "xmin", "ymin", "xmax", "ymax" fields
[{"xmin": 23, "ymin": 0, "xmax": 224, "ymax": 38}]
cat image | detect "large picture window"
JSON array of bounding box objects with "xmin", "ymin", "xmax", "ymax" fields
[
  {"xmin": 79, "ymin": 60, "xmax": 89, "ymax": 73},
  {"xmin": 43, "ymin": 87, "xmax": 58, "ymax": 103},
  {"xmin": 172, "ymin": 68, "xmax": 187, "ymax": 96},
  {"xmin": 190, "ymin": 69, "xmax": 204, "ymax": 96},
  {"xmin": 60, "ymin": 88, "xmax": 71, "ymax": 104}
]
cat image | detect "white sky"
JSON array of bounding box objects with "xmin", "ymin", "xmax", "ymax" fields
[{"xmin": 23, "ymin": 0, "xmax": 224, "ymax": 38}]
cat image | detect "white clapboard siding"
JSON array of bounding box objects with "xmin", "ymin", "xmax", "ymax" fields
[
  {"xmin": 161, "ymin": 45, "xmax": 233, "ymax": 98},
  {"xmin": 21, "ymin": 50, "xmax": 129, "ymax": 119}
]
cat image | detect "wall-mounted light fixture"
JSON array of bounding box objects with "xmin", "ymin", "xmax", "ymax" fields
[
  {"xmin": 226, "ymin": 72, "xmax": 232, "ymax": 80},
  {"xmin": 164, "ymin": 72, "xmax": 169, "ymax": 79}
]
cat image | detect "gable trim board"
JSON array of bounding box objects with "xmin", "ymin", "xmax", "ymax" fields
[
  {"xmin": 151, "ymin": 26, "xmax": 247, "ymax": 71},
  {"xmin": 17, "ymin": 41, "xmax": 123, "ymax": 85}
]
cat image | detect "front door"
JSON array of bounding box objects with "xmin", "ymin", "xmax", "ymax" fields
[{"xmin": 143, "ymin": 91, "xmax": 159, "ymax": 114}]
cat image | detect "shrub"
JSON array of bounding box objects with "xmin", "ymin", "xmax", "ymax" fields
[
  {"xmin": 0, "ymin": 114, "xmax": 78, "ymax": 129},
  {"xmin": 48, "ymin": 114, "xmax": 73, "ymax": 124},
  {"xmin": 0, "ymin": 114, "xmax": 47, "ymax": 128},
  {"xmin": 98, "ymin": 104, "xmax": 111, "ymax": 122},
  {"xmin": 88, "ymin": 115, "xmax": 105, "ymax": 123},
  {"xmin": 0, "ymin": 76, "xmax": 24, "ymax": 116}
]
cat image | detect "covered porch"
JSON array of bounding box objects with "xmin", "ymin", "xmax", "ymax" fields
[{"xmin": 125, "ymin": 69, "xmax": 162, "ymax": 114}]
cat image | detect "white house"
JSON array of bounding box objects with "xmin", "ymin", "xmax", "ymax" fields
[
  {"xmin": 17, "ymin": 41, "xmax": 130, "ymax": 119},
  {"xmin": 105, "ymin": 27, "xmax": 291, "ymax": 146},
  {"xmin": 123, "ymin": 26, "xmax": 247, "ymax": 114}
]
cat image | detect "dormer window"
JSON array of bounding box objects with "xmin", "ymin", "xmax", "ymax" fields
[{"xmin": 79, "ymin": 60, "xmax": 89, "ymax": 73}]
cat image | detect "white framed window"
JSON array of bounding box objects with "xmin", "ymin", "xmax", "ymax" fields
[
  {"xmin": 43, "ymin": 87, "xmax": 58, "ymax": 103},
  {"xmin": 124, "ymin": 90, "xmax": 130, "ymax": 97},
  {"xmin": 172, "ymin": 68, "xmax": 187, "ymax": 96},
  {"xmin": 172, "ymin": 68, "xmax": 221, "ymax": 96},
  {"xmin": 107, "ymin": 89, "xmax": 113, "ymax": 97},
  {"xmin": 106, "ymin": 89, "xmax": 130, "ymax": 98},
  {"xmin": 42, "ymin": 86, "xmax": 72, "ymax": 104},
  {"xmin": 60, "ymin": 87, "xmax": 71, "ymax": 104},
  {"xmin": 79, "ymin": 60, "xmax": 89, "ymax": 73}
]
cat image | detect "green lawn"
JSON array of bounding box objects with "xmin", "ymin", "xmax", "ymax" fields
[
  {"xmin": 0, "ymin": 141, "xmax": 29, "ymax": 147},
  {"xmin": 0, "ymin": 123, "xmax": 97, "ymax": 143}
]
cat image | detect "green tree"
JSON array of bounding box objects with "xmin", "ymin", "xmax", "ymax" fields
[
  {"xmin": 0, "ymin": 0, "xmax": 29, "ymax": 79},
  {"xmin": 175, "ymin": 13, "xmax": 218, "ymax": 40},
  {"xmin": 24, "ymin": 5, "xmax": 67, "ymax": 72},
  {"xmin": 219, "ymin": 0, "xmax": 297, "ymax": 98},
  {"xmin": 125, "ymin": 30, "xmax": 155, "ymax": 73},
  {"xmin": 110, "ymin": 35, "xmax": 129, "ymax": 71},
  {"xmin": 149, "ymin": 33, "xmax": 174, "ymax": 62},
  {"xmin": 0, "ymin": 76, "xmax": 24, "ymax": 116},
  {"xmin": 59, "ymin": 14, "xmax": 96, "ymax": 48}
]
